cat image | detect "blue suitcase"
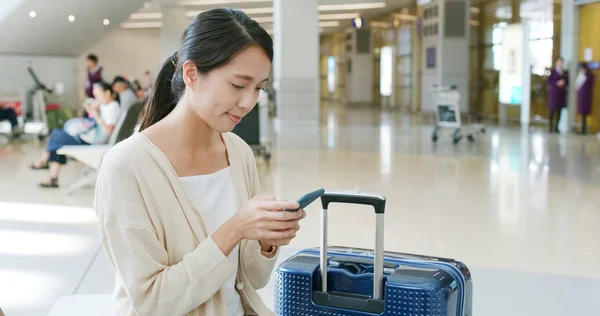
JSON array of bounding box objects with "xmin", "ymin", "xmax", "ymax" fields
[{"xmin": 274, "ymin": 191, "xmax": 473, "ymax": 315}]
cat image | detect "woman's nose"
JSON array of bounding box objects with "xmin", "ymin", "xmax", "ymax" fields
[{"xmin": 239, "ymin": 91, "xmax": 258, "ymax": 110}]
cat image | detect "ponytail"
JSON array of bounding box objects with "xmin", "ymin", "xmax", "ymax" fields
[{"xmin": 139, "ymin": 53, "xmax": 183, "ymax": 131}]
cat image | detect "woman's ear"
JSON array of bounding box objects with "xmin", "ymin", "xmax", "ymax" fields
[{"xmin": 182, "ymin": 61, "xmax": 198, "ymax": 90}]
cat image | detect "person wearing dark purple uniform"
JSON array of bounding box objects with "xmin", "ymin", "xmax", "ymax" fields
[
  {"xmin": 546, "ymin": 57, "xmax": 569, "ymax": 133},
  {"xmin": 576, "ymin": 62, "xmax": 594, "ymax": 135},
  {"xmin": 85, "ymin": 54, "xmax": 103, "ymax": 99}
]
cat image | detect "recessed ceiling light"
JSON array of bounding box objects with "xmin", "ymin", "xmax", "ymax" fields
[
  {"xmin": 370, "ymin": 21, "xmax": 390, "ymax": 28},
  {"xmin": 318, "ymin": 2, "xmax": 386, "ymax": 11},
  {"xmin": 319, "ymin": 13, "xmax": 360, "ymax": 20},
  {"xmin": 103, "ymin": 19, "xmax": 110, "ymax": 25},
  {"xmin": 394, "ymin": 13, "xmax": 417, "ymax": 21},
  {"xmin": 252, "ymin": 16, "xmax": 274, "ymax": 23},
  {"xmin": 178, "ymin": 0, "xmax": 270, "ymax": 5},
  {"xmin": 319, "ymin": 21, "xmax": 340, "ymax": 28},
  {"xmin": 29, "ymin": 11, "xmax": 36, "ymax": 18},
  {"xmin": 68, "ymin": 15, "xmax": 75, "ymax": 22}
]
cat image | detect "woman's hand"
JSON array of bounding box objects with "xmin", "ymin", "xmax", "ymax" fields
[
  {"xmin": 212, "ymin": 196, "xmax": 305, "ymax": 257},
  {"xmin": 232, "ymin": 196, "xmax": 305, "ymax": 242}
]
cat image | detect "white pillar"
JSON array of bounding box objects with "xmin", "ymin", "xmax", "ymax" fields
[
  {"xmin": 160, "ymin": 4, "xmax": 188, "ymax": 62},
  {"xmin": 273, "ymin": 0, "xmax": 320, "ymax": 123},
  {"xmin": 560, "ymin": 0, "xmax": 578, "ymax": 131}
]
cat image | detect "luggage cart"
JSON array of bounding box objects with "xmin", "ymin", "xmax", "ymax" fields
[
  {"xmin": 23, "ymin": 67, "xmax": 70, "ymax": 140},
  {"xmin": 231, "ymin": 91, "xmax": 272, "ymax": 163},
  {"xmin": 430, "ymin": 85, "xmax": 485, "ymax": 144}
]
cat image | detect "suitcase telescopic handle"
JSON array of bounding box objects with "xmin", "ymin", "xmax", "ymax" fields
[
  {"xmin": 320, "ymin": 191, "xmax": 386, "ymax": 300},
  {"xmin": 320, "ymin": 191, "xmax": 386, "ymax": 214}
]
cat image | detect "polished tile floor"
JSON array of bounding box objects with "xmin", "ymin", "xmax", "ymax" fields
[{"xmin": 1, "ymin": 107, "xmax": 600, "ymax": 315}]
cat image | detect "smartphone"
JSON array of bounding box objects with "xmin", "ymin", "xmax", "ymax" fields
[{"xmin": 284, "ymin": 188, "xmax": 325, "ymax": 212}]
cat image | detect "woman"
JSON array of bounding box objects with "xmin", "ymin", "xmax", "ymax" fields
[
  {"xmin": 31, "ymin": 82, "xmax": 120, "ymax": 188},
  {"xmin": 576, "ymin": 62, "xmax": 595, "ymax": 134},
  {"xmin": 85, "ymin": 54, "xmax": 104, "ymax": 99},
  {"xmin": 547, "ymin": 57, "xmax": 569, "ymax": 133},
  {"xmin": 94, "ymin": 8, "xmax": 305, "ymax": 316}
]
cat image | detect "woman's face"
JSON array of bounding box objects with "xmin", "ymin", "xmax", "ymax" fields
[
  {"xmin": 87, "ymin": 59, "xmax": 97, "ymax": 69},
  {"xmin": 183, "ymin": 45, "xmax": 271, "ymax": 133},
  {"xmin": 556, "ymin": 59, "xmax": 563, "ymax": 70},
  {"xmin": 92, "ymin": 87, "xmax": 110, "ymax": 104}
]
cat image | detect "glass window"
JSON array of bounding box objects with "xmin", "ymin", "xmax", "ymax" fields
[
  {"xmin": 529, "ymin": 39, "xmax": 553, "ymax": 76},
  {"xmin": 529, "ymin": 20, "xmax": 553, "ymax": 40},
  {"xmin": 492, "ymin": 25, "xmax": 504, "ymax": 45}
]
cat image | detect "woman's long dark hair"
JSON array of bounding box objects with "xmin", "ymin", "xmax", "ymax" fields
[{"xmin": 139, "ymin": 8, "xmax": 273, "ymax": 131}]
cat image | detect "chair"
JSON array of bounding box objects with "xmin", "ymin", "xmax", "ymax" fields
[{"xmin": 57, "ymin": 101, "xmax": 143, "ymax": 195}]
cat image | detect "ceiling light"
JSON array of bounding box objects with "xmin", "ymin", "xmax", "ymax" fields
[
  {"xmin": 243, "ymin": 7, "xmax": 273, "ymax": 14},
  {"xmin": 68, "ymin": 15, "xmax": 75, "ymax": 22},
  {"xmin": 29, "ymin": 11, "xmax": 36, "ymax": 18},
  {"xmin": 178, "ymin": 0, "xmax": 271, "ymax": 5},
  {"xmin": 186, "ymin": 7, "xmax": 272, "ymax": 17},
  {"xmin": 130, "ymin": 13, "xmax": 163, "ymax": 19},
  {"xmin": 144, "ymin": 2, "xmax": 151, "ymax": 8},
  {"xmin": 319, "ymin": 13, "xmax": 359, "ymax": 20},
  {"xmin": 103, "ymin": 19, "xmax": 110, "ymax": 26},
  {"xmin": 318, "ymin": 2, "xmax": 386, "ymax": 11},
  {"xmin": 121, "ymin": 22, "xmax": 163, "ymax": 28},
  {"xmin": 253, "ymin": 16, "xmax": 274, "ymax": 23},
  {"xmin": 370, "ymin": 21, "xmax": 390, "ymax": 28},
  {"xmin": 186, "ymin": 11, "xmax": 202, "ymax": 17},
  {"xmin": 319, "ymin": 21, "xmax": 340, "ymax": 28},
  {"xmin": 394, "ymin": 13, "xmax": 417, "ymax": 21}
]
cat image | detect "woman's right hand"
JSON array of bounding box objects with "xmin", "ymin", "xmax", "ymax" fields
[{"xmin": 231, "ymin": 195, "xmax": 305, "ymax": 242}]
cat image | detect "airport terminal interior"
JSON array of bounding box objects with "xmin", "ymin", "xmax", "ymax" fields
[{"xmin": 1, "ymin": 0, "xmax": 600, "ymax": 315}]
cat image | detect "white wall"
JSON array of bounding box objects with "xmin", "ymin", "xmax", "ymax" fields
[
  {"xmin": 0, "ymin": 54, "xmax": 78, "ymax": 109},
  {"xmin": 77, "ymin": 28, "xmax": 161, "ymax": 101}
]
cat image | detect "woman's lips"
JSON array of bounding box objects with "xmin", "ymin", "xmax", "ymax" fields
[{"xmin": 227, "ymin": 113, "xmax": 242, "ymax": 124}]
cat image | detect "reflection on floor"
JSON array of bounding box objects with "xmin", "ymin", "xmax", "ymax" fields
[{"xmin": 1, "ymin": 108, "xmax": 599, "ymax": 315}]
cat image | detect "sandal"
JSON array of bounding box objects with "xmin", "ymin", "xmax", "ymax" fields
[
  {"xmin": 31, "ymin": 162, "xmax": 49, "ymax": 170},
  {"xmin": 39, "ymin": 178, "xmax": 59, "ymax": 188}
]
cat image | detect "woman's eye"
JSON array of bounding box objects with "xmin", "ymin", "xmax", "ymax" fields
[
  {"xmin": 232, "ymin": 84, "xmax": 244, "ymax": 89},
  {"xmin": 256, "ymin": 87, "xmax": 266, "ymax": 91}
]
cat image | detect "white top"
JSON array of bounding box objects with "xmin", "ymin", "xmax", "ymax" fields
[
  {"xmin": 80, "ymin": 100, "xmax": 121, "ymax": 145},
  {"xmin": 178, "ymin": 166, "xmax": 244, "ymax": 316}
]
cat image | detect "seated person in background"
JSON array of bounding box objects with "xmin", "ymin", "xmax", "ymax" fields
[
  {"xmin": 31, "ymin": 82, "xmax": 120, "ymax": 188},
  {"xmin": 111, "ymin": 76, "xmax": 138, "ymax": 108},
  {"xmin": 0, "ymin": 103, "xmax": 22, "ymax": 137}
]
